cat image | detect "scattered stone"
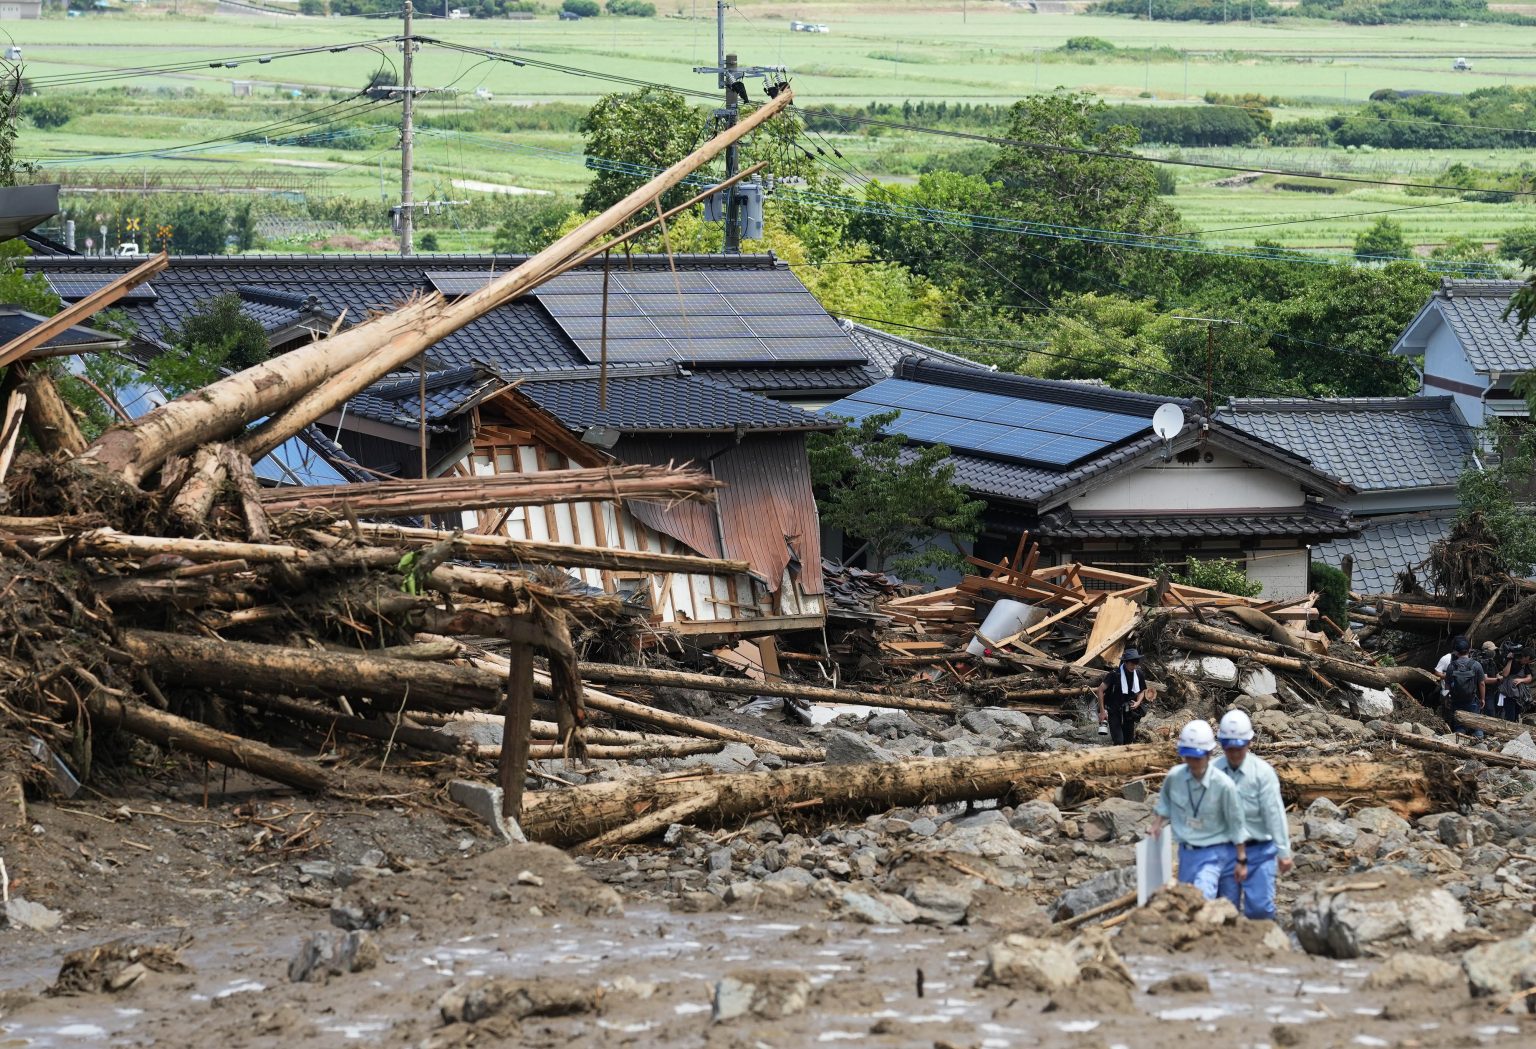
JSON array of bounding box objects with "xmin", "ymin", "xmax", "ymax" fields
[
  {"xmin": 1083, "ymin": 798, "xmax": 1151, "ymax": 843},
  {"xmin": 3, "ymin": 897, "xmax": 63, "ymax": 933},
  {"xmin": 436, "ymin": 978, "xmax": 596, "ymax": 1025},
  {"xmin": 674, "ymin": 741, "xmax": 759, "ymax": 773},
  {"xmin": 515, "ymin": 870, "xmax": 544, "ymax": 887},
  {"xmin": 1010, "ymin": 800, "xmax": 1063, "ymax": 840},
  {"xmin": 707, "ymin": 847, "xmax": 733, "ymax": 874},
  {"xmin": 1293, "ymin": 877, "xmax": 1467, "ymax": 958},
  {"xmin": 976, "ymin": 934, "xmax": 1081, "ymax": 992},
  {"xmin": 447, "ymin": 779, "xmax": 526, "ymax": 843},
  {"xmin": 50, "ymin": 940, "xmax": 186, "ymax": 995},
  {"xmin": 1239, "ymin": 667, "xmax": 1278, "ymax": 698},
  {"xmin": 1350, "ymin": 807, "xmax": 1412, "ymax": 839},
  {"xmin": 823, "ymin": 729, "xmax": 896, "ymax": 765},
  {"xmin": 330, "ymin": 899, "xmax": 390, "ymax": 932},
  {"xmin": 1148, "ymin": 972, "xmax": 1211, "ymax": 995},
  {"xmin": 1462, "ymin": 927, "xmax": 1536, "ymax": 1007},
  {"xmin": 960, "ymin": 710, "xmax": 1001, "ymax": 736},
  {"xmin": 1351, "ymin": 685, "xmax": 1395, "ymax": 719},
  {"xmin": 287, "ymin": 930, "xmax": 379, "ymax": 983},
  {"xmin": 837, "ymin": 889, "xmax": 918, "ymax": 925},
  {"xmin": 1303, "ymin": 815, "xmax": 1359, "ymax": 849},
  {"xmin": 1167, "ymin": 656, "xmax": 1238, "ymax": 685},
  {"xmin": 712, "ymin": 970, "xmax": 811, "ymax": 1022},
  {"xmin": 1439, "ymin": 814, "xmax": 1495, "ymax": 849},
  {"xmin": 903, "ymin": 878, "xmax": 974, "ymax": 926},
  {"xmin": 1502, "ymin": 732, "xmax": 1536, "ymax": 764},
  {"xmin": 1364, "ymin": 952, "xmax": 1464, "ymax": 990},
  {"xmin": 907, "ymin": 817, "xmax": 939, "ymax": 837},
  {"xmin": 1051, "ymin": 866, "xmax": 1135, "ymax": 921}
]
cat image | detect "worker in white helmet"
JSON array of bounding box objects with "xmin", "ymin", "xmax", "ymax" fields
[
  {"xmin": 1147, "ymin": 719, "xmax": 1249, "ymax": 900},
  {"xmin": 1213, "ymin": 708, "xmax": 1292, "ymax": 920}
]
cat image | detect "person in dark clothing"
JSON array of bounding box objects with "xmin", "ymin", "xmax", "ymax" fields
[
  {"xmin": 1440, "ymin": 637, "xmax": 1488, "ymax": 737},
  {"xmin": 1495, "ymin": 648, "xmax": 1532, "ymax": 723},
  {"xmin": 1095, "ymin": 648, "xmax": 1147, "ymax": 746}
]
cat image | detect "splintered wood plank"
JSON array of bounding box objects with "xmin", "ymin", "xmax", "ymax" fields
[{"xmin": 1074, "ymin": 595, "xmax": 1140, "ymax": 667}]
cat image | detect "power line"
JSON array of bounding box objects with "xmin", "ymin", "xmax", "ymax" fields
[{"xmin": 25, "ymin": 38, "xmax": 402, "ymax": 88}]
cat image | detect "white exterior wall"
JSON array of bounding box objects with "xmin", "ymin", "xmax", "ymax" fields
[
  {"xmin": 1070, "ymin": 448, "xmax": 1304, "ymax": 512},
  {"xmin": 1421, "ymin": 321, "xmax": 1488, "ymax": 427},
  {"xmin": 1245, "ymin": 546, "xmax": 1310, "ymax": 600}
]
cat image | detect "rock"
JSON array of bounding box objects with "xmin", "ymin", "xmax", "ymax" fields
[
  {"xmin": 1148, "ymin": 972, "xmax": 1211, "ymax": 995},
  {"xmin": 330, "ymin": 899, "xmax": 389, "ymax": 932},
  {"xmin": 1502, "ymin": 732, "xmax": 1536, "ymax": 763},
  {"xmin": 1033, "ymin": 715, "xmax": 1064, "ymax": 736},
  {"xmin": 437, "ymin": 978, "xmax": 596, "ymax": 1025},
  {"xmin": 960, "ymin": 710, "xmax": 1002, "ymax": 736},
  {"xmin": 1303, "ymin": 816, "xmax": 1358, "ymax": 849},
  {"xmin": 823, "ymin": 729, "xmax": 896, "ymax": 765},
  {"xmin": 1010, "ymin": 800, "xmax": 1062, "ymax": 840},
  {"xmin": 837, "ymin": 889, "xmax": 918, "ymax": 925},
  {"xmin": 868, "ymin": 711, "xmax": 919, "ymax": 737},
  {"xmin": 439, "ymin": 719, "xmax": 503, "ymax": 748},
  {"xmin": 989, "ymin": 710, "xmax": 1036, "ymax": 732},
  {"xmin": 976, "ymin": 934, "xmax": 1081, "ymax": 992},
  {"xmin": 903, "ymin": 878, "xmax": 974, "ymax": 926},
  {"xmin": 724, "ymin": 881, "xmax": 762, "ymax": 905},
  {"xmin": 357, "ymin": 848, "xmax": 386, "ymax": 869},
  {"xmin": 1350, "ymin": 685, "xmax": 1394, "ymax": 719},
  {"xmin": 674, "ymin": 741, "xmax": 760, "ymax": 773},
  {"xmin": 1438, "ymin": 814, "xmax": 1495, "ymax": 849},
  {"xmin": 447, "ymin": 779, "xmax": 526, "ymax": 843},
  {"xmin": 1364, "ymin": 952, "xmax": 1464, "ymax": 990},
  {"xmin": 650, "ymin": 687, "xmax": 718, "ymax": 718},
  {"xmin": 1051, "ymin": 866, "xmax": 1136, "ymax": 921},
  {"xmin": 1167, "ymin": 656, "xmax": 1238, "ymax": 685},
  {"xmin": 712, "ymin": 971, "xmax": 810, "ymax": 1022},
  {"xmin": 287, "ymin": 930, "xmax": 379, "ymax": 983},
  {"xmin": 1462, "ymin": 928, "xmax": 1536, "ymax": 1005},
  {"xmin": 1197, "ymin": 898, "xmax": 1239, "ymax": 926},
  {"xmin": 1305, "ymin": 797, "xmax": 1346, "ymax": 821},
  {"xmin": 1350, "ymin": 807, "xmax": 1412, "ymax": 839},
  {"xmin": 907, "ymin": 817, "xmax": 938, "ymax": 837},
  {"xmin": 1239, "ymin": 667, "xmax": 1278, "ymax": 698},
  {"xmin": 1084, "ymin": 798, "xmax": 1151, "ymax": 843},
  {"xmin": 707, "ymin": 847, "xmax": 733, "ymax": 874},
  {"xmin": 3, "ymin": 898, "xmax": 63, "ymax": 933},
  {"xmin": 1292, "ymin": 880, "xmax": 1467, "ymax": 958}
]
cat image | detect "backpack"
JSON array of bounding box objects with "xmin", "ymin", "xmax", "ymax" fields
[{"xmin": 1446, "ymin": 656, "xmax": 1481, "ymax": 706}]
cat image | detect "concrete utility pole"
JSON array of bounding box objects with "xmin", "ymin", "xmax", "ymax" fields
[{"xmin": 400, "ymin": 0, "xmax": 416, "ymax": 257}]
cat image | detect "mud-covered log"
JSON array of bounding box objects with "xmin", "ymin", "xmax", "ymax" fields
[
  {"xmin": 122, "ymin": 629, "xmax": 503, "ymax": 712},
  {"xmin": 1376, "ymin": 722, "xmax": 1536, "ymax": 771},
  {"xmin": 236, "ymin": 693, "xmax": 472, "ymax": 756},
  {"xmin": 88, "ymin": 694, "xmax": 331, "ymax": 794},
  {"xmin": 522, "ymin": 744, "xmax": 1466, "ymax": 847},
  {"xmin": 575, "ymin": 662, "xmax": 953, "ymax": 714},
  {"xmin": 13, "ymin": 362, "xmax": 87, "ymax": 456}
]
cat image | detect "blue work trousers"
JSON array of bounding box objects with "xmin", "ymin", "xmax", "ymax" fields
[
  {"xmin": 1176, "ymin": 842, "xmax": 1236, "ymax": 901},
  {"xmin": 1219, "ymin": 840, "xmax": 1280, "ymax": 920}
]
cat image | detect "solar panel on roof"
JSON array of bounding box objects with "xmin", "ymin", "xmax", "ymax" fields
[{"xmin": 44, "ymin": 274, "xmax": 159, "ymax": 303}]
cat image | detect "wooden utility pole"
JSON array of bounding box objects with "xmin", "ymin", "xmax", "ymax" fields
[{"xmin": 400, "ymin": 1, "xmax": 416, "ymax": 257}]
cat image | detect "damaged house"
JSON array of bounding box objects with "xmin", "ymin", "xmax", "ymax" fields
[{"xmin": 23, "ymin": 251, "xmax": 897, "ymax": 638}]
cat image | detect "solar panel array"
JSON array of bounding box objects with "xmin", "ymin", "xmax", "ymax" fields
[
  {"xmin": 44, "ymin": 274, "xmax": 159, "ymax": 303},
  {"xmin": 828, "ymin": 379, "xmax": 1151, "ymax": 470},
  {"xmin": 426, "ymin": 269, "xmax": 863, "ymax": 367}
]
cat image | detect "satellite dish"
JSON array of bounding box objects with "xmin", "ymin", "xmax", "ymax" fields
[{"xmin": 1152, "ymin": 403, "xmax": 1185, "ymax": 441}]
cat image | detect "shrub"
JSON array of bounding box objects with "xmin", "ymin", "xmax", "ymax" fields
[
  {"xmin": 563, "ymin": 0, "xmax": 600, "ymax": 14},
  {"xmin": 21, "ymin": 96, "xmax": 75, "ymax": 130},
  {"xmin": 606, "ymin": 0, "xmax": 655, "ymax": 13},
  {"xmin": 1309, "ymin": 561, "xmax": 1350, "ymax": 634},
  {"xmin": 298, "ymin": 0, "xmax": 325, "ymax": 14},
  {"xmin": 1063, "ymin": 36, "xmax": 1117, "ymax": 52},
  {"xmin": 418, "ymin": 231, "xmax": 440, "ymax": 251},
  {"xmin": 1180, "ymin": 556, "xmax": 1263, "ymax": 597}
]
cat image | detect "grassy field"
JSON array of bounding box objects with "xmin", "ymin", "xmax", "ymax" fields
[{"xmin": 11, "ymin": 4, "xmax": 1536, "ymax": 252}]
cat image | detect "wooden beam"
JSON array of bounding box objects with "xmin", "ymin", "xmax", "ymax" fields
[{"xmin": 0, "ymin": 252, "xmax": 166, "ymax": 371}]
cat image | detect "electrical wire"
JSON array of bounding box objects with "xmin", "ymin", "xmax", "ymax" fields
[{"xmin": 25, "ymin": 37, "xmax": 403, "ymax": 88}]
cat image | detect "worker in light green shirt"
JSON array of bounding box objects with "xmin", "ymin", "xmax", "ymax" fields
[
  {"xmin": 1147, "ymin": 719, "xmax": 1249, "ymax": 900},
  {"xmin": 1213, "ymin": 709, "xmax": 1292, "ymax": 920}
]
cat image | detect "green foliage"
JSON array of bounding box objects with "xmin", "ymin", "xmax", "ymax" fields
[
  {"xmin": 147, "ymin": 293, "xmax": 270, "ymax": 397},
  {"xmin": 20, "ymin": 96, "xmax": 75, "ymax": 130},
  {"xmin": 1353, "ymin": 217, "xmax": 1410, "ymax": 261},
  {"xmin": 490, "ymin": 194, "xmax": 577, "ymax": 253},
  {"xmin": 69, "ymin": 194, "xmax": 257, "ymax": 255},
  {"xmin": 1498, "ymin": 225, "xmax": 1536, "ymax": 263},
  {"xmin": 984, "ymin": 93, "xmax": 1184, "ymax": 301},
  {"xmin": 1333, "ymin": 86, "xmax": 1536, "ymax": 149},
  {"xmin": 0, "ymin": 242, "xmax": 64, "ymax": 314},
  {"xmin": 1099, "ymin": 104, "xmax": 1266, "ymax": 147},
  {"xmin": 1294, "ymin": 0, "xmax": 1534, "ymax": 25},
  {"xmin": 1180, "ymin": 556, "xmax": 1263, "ymax": 597},
  {"xmin": 578, "ymin": 87, "xmax": 705, "ymax": 213},
  {"xmin": 418, "ymin": 232, "xmax": 440, "ymax": 251},
  {"xmin": 298, "ymin": 0, "xmax": 325, "ymax": 14},
  {"xmin": 1094, "ymin": 0, "xmax": 1280, "ymax": 21},
  {"xmin": 1062, "ymin": 36, "xmax": 1118, "ymax": 53},
  {"xmin": 0, "ymin": 68, "xmax": 32, "ymax": 189},
  {"xmin": 563, "ymin": 0, "xmax": 601, "ymax": 14},
  {"xmin": 808, "ymin": 410, "xmax": 985, "ymax": 580},
  {"xmin": 1309, "ymin": 561, "xmax": 1350, "ymax": 634},
  {"xmin": 606, "ymin": 0, "xmax": 655, "ymax": 13},
  {"xmin": 1457, "ymin": 422, "xmax": 1536, "ymax": 576}
]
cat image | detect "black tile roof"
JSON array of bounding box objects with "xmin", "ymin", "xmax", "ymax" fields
[
  {"xmin": 1396, "ymin": 278, "xmax": 1536, "ymax": 375},
  {"xmin": 1218, "ymin": 396, "xmax": 1474, "ymax": 492},
  {"xmin": 841, "ymin": 321, "xmax": 989, "ymax": 377},
  {"xmin": 0, "ymin": 307, "xmax": 123, "ymax": 352},
  {"xmin": 1311, "ymin": 509, "xmax": 1457, "ymax": 595},
  {"xmin": 1035, "ymin": 505, "xmax": 1358, "ymax": 541}
]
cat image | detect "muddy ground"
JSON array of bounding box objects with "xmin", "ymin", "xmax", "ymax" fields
[{"xmin": 3, "ymin": 699, "xmax": 1536, "ymax": 1048}]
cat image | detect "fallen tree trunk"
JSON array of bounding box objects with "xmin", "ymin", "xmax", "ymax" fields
[
  {"xmin": 88, "ymin": 694, "xmax": 331, "ymax": 794},
  {"xmin": 1453, "ymin": 709, "xmax": 1529, "ymax": 742},
  {"xmin": 260, "ymin": 465, "xmax": 721, "ymax": 518},
  {"xmin": 575, "ymin": 662, "xmax": 953, "ymax": 714},
  {"xmin": 122, "ymin": 629, "xmax": 503, "ymax": 713},
  {"xmin": 236, "ymin": 693, "xmax": 472, "ymax": 756},
  {"xmin": 498, "ymin": 740, "xmax": 725, "ymax": 761},
  {"xmin": 1175, "ymin": 622, "xmax": 1436, "ymax": 690},
  {"xmin": 1375, "ymin": 723, "xmax": 1536, "ymax": 772},
  {"xmin": 13, "ymin": 362, "xmax": 87, "ymax": 456},
  {"xmin": 521, "ymin": 743, "xmax": 1468, "ymax": 847}
]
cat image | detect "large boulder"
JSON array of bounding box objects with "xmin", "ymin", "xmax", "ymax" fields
[
  {"xmin": 1083, "ymin": 798, "xmax": 1151, "ymax": 843},
  {"xmin": 1462, "ymin": 927, "xmax": 1536, "ymax": 1009},
  {"xmin": 1293, "ymin": 877, "xmax": 1467, "ymax": 959},
  {"xmin": 1166, "ymin": 656, "xmax": 1239, "ymax": 685},
  {"xmin": 1351, "ymin": 685, "xmax": 1395, "ymax": 719},
  {"xmin": 1010, "ymin": 800, "xmax": 1063, "ymax": 841},
  {"xmin": 1365, "ymin": 952, "xmax": 1464, "ymax": 990},
  {"xmin": 823, "ymin": 729, "xmax": 897, "ymax": 765},
  {"xmin": 712, "ymin": 970, "xmax": 811, "ymax": 1022},
  {"xmin": 977, "ymin": 927, "xmax": 1133, "ymax": 994},
  {"xmin": 1051, "ymin": 866, "xmax": 1135, "ymax": 922}
]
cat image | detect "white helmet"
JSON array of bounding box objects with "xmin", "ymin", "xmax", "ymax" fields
[
  {"xmin": 1218, "ymin": 709, "xmax": 1255, "ymax": 746},
  {"xmin": 1176, "ymin": 719, "xmax": 1216, "ymax": 758}
]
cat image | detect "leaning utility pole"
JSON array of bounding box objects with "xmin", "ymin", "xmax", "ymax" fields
[{"xmin": 400, "ymin": 0, "xmax": 416, "ymax": 257}]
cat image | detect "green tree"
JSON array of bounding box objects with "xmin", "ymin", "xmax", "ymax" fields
[
  {"xmin": 808, "ymin": 410, "xmax": 985, "ymax": 580},
  {"xmin": 579, "ymin": 87, "xmax": 707, "ymax": 214},
  {"xmin": 563, "ymin": 0, "xmax": 601, "ymax": 13},
  {"xmin": 0, "ymin": 66, "xmax": 34, "ymax": 188},
  {"xmin": 1353, "ymin": 217, "xmax": 1411, "ymax": 261},
  {"xmin": 490, "ymin": 195, "xmax": 577, "ymax": 254},
  {"xmin": 1179, "ymin": 556, "xmax": 1263, "ymax": 597},
  {"xmin": 984, "ymin": 92, "xmax": 1183, "ymax": 301},
  {"xmin": 1456, "ymin": 422, "xmax": 1536, "ymax": 575},
  {"xmin": 847, "ymin": 172, "xmax": 999, "ymax": 294},
  {"xmin": 146, "ymin": 294, "xmax": 270, "ymax": 397}
]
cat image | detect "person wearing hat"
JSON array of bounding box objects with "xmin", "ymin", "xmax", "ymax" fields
[
  {"xmin": 1436, "ymin": 635, "xmax": 1488, "ymax": 737},
  {"xmin": 1147, "ymin": 719, "xmax": 1249, "ymax": 901},
  {"xmin": 1494, "ymin": 647, "xmax": 1532, "ymax": 723},
  {"xmin": 1094, "ymin": 647, "xmax": 1147, "ymax": 746},
  {"xmin": 1213, "ymin": 709, "xmax": 1292, "ymax": 920}
]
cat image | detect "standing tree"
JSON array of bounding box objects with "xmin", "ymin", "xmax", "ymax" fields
[
  {"xmin": 148, "ymin": 294, "xmax": 271, "ymax": 397},
  {"xmin": 1353, "ymin": 217, "xmax": 1411, "ymax": 261},
  {"xmin": 579, "ymin": 87, "xmax": 707, "ymax": 214},
  {"xmin": 809, "ymin": 411, "xmax": 985, "ymax": 580}
]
